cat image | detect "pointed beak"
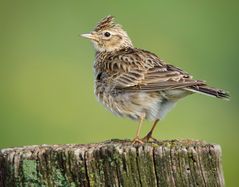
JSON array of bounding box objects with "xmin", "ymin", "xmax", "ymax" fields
[
  {"xmin": 81, "ymin": 33, "xmax": 98, "ymax": 41},
  {"xmin": 81, "ymin": 33, "xmax": 93, "ymax": 39}
]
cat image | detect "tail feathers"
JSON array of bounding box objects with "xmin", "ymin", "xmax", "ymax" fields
[{"xmin": 186, "ymin": 85, "xmax": 230, "ymax": 100}]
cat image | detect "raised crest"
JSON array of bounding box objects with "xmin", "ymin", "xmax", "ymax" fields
[{"xmin": 94, "ymin": 15, "xmax": 120, "ymax": 31}]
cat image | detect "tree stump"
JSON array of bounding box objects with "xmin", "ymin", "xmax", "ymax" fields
[{"xmin": 0, "ymin": 139, "xmax": 224, "ymax": 187}]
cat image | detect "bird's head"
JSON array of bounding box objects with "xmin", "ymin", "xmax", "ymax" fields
[{"xmin": 81, "ymin": 16, "xmax": 133, "ymax": 52}]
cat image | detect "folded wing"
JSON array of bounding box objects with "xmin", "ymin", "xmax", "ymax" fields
[{"xmin": 104, "ymin": 48, "xmax": 204, "ymax": 92}]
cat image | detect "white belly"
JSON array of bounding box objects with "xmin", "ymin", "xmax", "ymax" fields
[{"xmin": 95, "ymin": 88, "xmax": 177, "ymax": 121}]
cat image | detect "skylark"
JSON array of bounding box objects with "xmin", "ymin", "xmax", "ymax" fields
[{"xmin": 81, "ymin": 16, "xmax": 229, "ymax": 144}]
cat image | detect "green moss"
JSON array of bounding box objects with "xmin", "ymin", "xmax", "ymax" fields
[
  {"xmin": 151, "ymin": 142, "xmax": 160, "ymax": 148},
  {"xmin": 88, "ymin": 173, "xmax": 95, "ymax": 186},
  {"xmin": 70, "ymin": 182, "xmax": 76, "ymax": 187},
  {"xmin": 98, "ymin": 159, "xmax": 104, "ymax": 176},
  {"xmin": 22, "ymin": 160, "xmax": 38, "ymax": 182},
  {"xmin": 120, "ymin": 149, "xmax": 140, "ymax": 186},
  {"xmin": 79, "ymin": 165, "xmax": 85, "ymax": 174},
  {"xmin": 53, "ymin": 168, "xmax": 68, "ymax": 186}
]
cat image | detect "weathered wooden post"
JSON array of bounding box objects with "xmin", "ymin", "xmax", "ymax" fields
[{"xmin": 0, "ymin": 139, "xmax": 224, "ymax": 187}]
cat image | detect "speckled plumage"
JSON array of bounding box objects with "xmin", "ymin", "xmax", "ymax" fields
[
  {"xmin": 82, "ymin": 16, "xmax": 229, "ymax": 143},
  {"xmin": 94, "ymin": 47, "xmax": 196, "ymax": 121}
]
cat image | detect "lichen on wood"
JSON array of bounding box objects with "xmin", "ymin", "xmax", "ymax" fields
[{"xmin": 0, "ymin": 139, "xmax": 225, "ymax": 187}]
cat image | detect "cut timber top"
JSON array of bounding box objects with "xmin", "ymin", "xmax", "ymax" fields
[{"xmin": 0, "ymin": 139, "xmax": 225, "ymax": 187}]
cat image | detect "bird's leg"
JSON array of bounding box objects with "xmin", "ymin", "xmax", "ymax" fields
[
  {"xmin": 143, "ymin": 119, "xmax": 159, "ymax": 142},
  {"xmin": 132, "ymin": 114, "xmax": 145, "ymax": 144}
]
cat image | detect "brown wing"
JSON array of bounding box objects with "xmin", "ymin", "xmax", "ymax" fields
[{"xmin": 98, "ymin": 48, "xmax": 204, "ymax": 91}]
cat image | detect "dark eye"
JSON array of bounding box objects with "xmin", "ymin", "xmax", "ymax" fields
[{"xmin": 104, "ymin": 32, "xmax": 111, "ymax": 37}]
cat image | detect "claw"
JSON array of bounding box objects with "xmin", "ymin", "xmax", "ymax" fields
[
  {"xmin": 132, "ymin": 136, "xmax": 144, "ymax": 145},
  {"xmin": 142, "ymin": 132, "xmax": 159, "ymax": 143}
]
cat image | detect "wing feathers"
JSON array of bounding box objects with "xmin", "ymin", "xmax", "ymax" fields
[
  {"xmin": 96, "ymin": 48, "xmax": 209, "ymax": 93},
  {"xmin": 186, "ymin": 85, "xmax": 230, "ymax": 100}
]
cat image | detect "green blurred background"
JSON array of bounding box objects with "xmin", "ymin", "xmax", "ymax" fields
[{"xmin": 0, "ymin": 0, "xmax": 238, "ymax": 186}]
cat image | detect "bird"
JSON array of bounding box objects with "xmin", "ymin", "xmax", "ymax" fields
[{"xmin": 81, "ymin": 15, "xmax": 229, "ymax": 144}]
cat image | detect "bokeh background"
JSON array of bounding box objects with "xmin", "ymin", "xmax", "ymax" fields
[{"xmin": 1, "ymin": 0, "xmax": 238, "ymax": 186}]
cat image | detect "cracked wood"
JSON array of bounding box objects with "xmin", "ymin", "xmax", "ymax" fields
[{"xmin": 0, "ymin": 139, "xmax": 225, "ymax": 187}]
